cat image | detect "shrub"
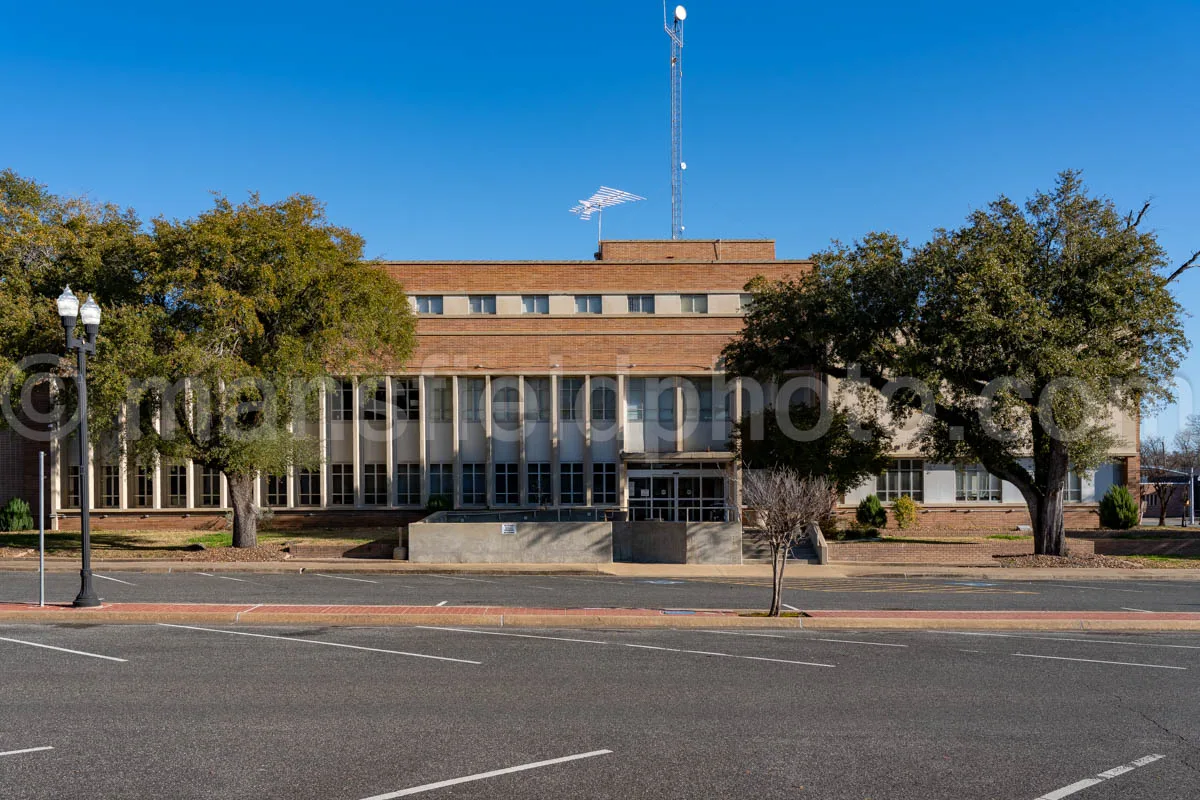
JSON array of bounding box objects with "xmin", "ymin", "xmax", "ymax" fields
[
  {"xmin": 0, "ymin": 498, "xmax": 35, "ymax": 532},
  {"xmin": 1098, "ymin": 485, "xmax": 1139, "ymax": 529},
  {"xmin": 892, "ymin": 495, "xmax": 920, "ymax": 530},
  {"xmin": 426, "ymin": 494, "xmax": 451, "ymax": 513},
  {"xmin": 856, "ymin": 495, "xmax": 887, "ymax": 528},
  {"xmin": 817, "ymin": 514, "xmax": 839, "ymax": 538}
]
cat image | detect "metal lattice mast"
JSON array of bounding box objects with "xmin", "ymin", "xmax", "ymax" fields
[{"xmin": 665, "ymin": 4, "xmax": 686, "ymax": 240}]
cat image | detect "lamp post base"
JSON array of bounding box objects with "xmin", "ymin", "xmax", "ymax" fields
[{"xmin": 73, "ymin": 570, "xmax": 101, "ymax": 608}]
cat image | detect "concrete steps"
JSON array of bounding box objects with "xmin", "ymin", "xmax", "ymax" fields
[{"xmin": 742, "ymin": 532, "xmax": 818, "ymax": 564}]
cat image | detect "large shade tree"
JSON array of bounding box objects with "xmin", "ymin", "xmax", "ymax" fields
[
  {"xmin": 0, "ymin": 171, "xmax": 417, "ymax": 546},
  {"xmin": 724, "ymin": 172, "xmax": 1194, "ymax": 555}
]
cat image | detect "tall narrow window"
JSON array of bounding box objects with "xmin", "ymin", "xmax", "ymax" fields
[
  {"xmin": 331, "ymin": 463, "xmax": 354, "ymax": 505},
  {"xmin": 468, "ymin": 295, "xmax": 496, "ymax": 315},
  {"xmin": 430, "ymin": 378, "xmax": 452, "ymax": 422},
  {"xmin": 331, "ymin": 379, "xmax": 353, "ymax": 421},
  {"xmin": 429, "ymin": 464, "xmax": 454, "ymax": 503},
  {"xmin": 102, "ymin": 465, "xmax": 120, "ymax": 508},
  {"xmin": 394, "ymin": 378, "xmax": 420, "ymax": 420},
  {"xmin": 560, "ymin": 463, "xmax": 585, "ymax": 505},
  {"xmin": 681, "ymin": 294, "xmax": 708, "ymax": 314},
  {"xmin": 167, "ymin": 465, "xmax": 187, "ymax": 507},
  {"xmin": 627, "ymin": 378, "xmax": 645, "ymax": 420},
  {"xmin": 200, "ymin": 466, "xmax": 221, "ymax": 507},
  {"xmin": 628, "ymin": 295, "xmax": 655, "ymax": 314},
  {"xmin": 525, "ymin": 378, "xmax": 550, "ymax": 421},
  {"xmin": 591, "ymin": 384, "xmax": 616, "ymax": 422},
  {"xmin": 657, "ymin": 386, "xmax": 677, "ymax": 427},
  {"xmin": 363, "ymin": 463, "xmax": 387, "ymax": 505},
  {"xmin": 462, "ymin": 464, "xmax": 486, "ymax": 505},
  {"xmin": 877, "ymin": 459, "xmax": 924, "ymax": 502},
  {"xmin": 527, "ymin": 462, "xmax": 552, "ymax": 505},
  {"xmin": 521, "ymin": 295, "xmax": 549, "ymax": 314},
  {"xmin": 266, "ymin": 474, "xmax": 287, "ymax": 507},
  {"xmin": 396, "ymin": 464, "xmax": 421, "ymax": 505},
  {"xmin": 362, "ymin": 381, "xmax": 386, "ymax": 421},
  {"xmin": 560, "ymin": 377, "xmax": 583, "ymax": 421},
  {"xmin": 593, "ymin": 463, "xmax": 617, "ymax": 505},
  {"xmin": 135, "ymin": 466, "xmax": 154, "ymax": 508},
  {"xmin": 297, "ymin": 468, "xmax": 320, "ymax": 506},
  {"xmin": 66, "ymin": 466, "xmax": 80, "ymax": 508},
  {"xmin": 1065, "ymin": 470, "xmax": 1083, "ymax": 502},
  {"xmin": 495, "ymin": 463, "xmax": 519, "ymax": 505},
  {"xmin": 493, "ymin": 386, "xmax": 519, "ymax": 427},
  {"xmin": 462, "ymin": 378, "xmax": 485, "ymax": 422},
  {"xmin": 575, "ymin": 295, "xmax": 601, "ymax": 314}
]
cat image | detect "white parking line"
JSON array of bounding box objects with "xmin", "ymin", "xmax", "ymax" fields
[
  {"xmin": 1119, "ymin": 607, "xmax": 1153, "ymax": 613},
  {"xmin": 813, "ymin": 638, "xmax": 908, "ymax": 648},
  {"xmin": 0, "ymin": 636, "xmax": 127, "ymax": 663},
  {"xmin": 157, "ymin": 624, "xmax": 481, "ymax": 664},
  {"xmin": 435, "ymin": 601, "xmax": 449, "ymax": 607},
  {"xmin": 625, "ymin": 643, "xmax": 835, "ymax": 667},
  {"xmin": 0, "ymin": 746, "xmax": 54, "ymax": 757},
  {"xmin": 1013, "ymin": 653, "xmax": 1186, "ymax": 670},
  {"xmin": 1049, "ymin": 583, "xmax": 1145, "ymax": 593},
  {"xmin": 195, "ymin": 573, "xmax": 251, "ymax": 583},
  {"xmin": 699, "ymin": 630, "xmax": 786, "ymax": 639},
  {"xmin": 93, "ymin": 574, "xmax": 136, "ymax": 586},
  {"xmin": 782, "ymin": 603, "xmax": 800, "ymax": 612},
  {"xmin": 416, "ymin": 626, "xmax": 607, "ymax": 645},
  {"xmin": 315, "ymin": 574, "xmax": 379, "ymax": 584},
  {"xmin": 423, "ymin": 574, "xmax": 501, "ymax": 584},
  {"xmin": 358, "ymin": 749, "xmax": 612, "ymax": 799},
  {"xmin": 930, "ymin": 631, "xmax": 1200, "ymax": 650},
  {"xmin": 1032, "ymin": 754, "xmax": 1164, "ymax": 799}
]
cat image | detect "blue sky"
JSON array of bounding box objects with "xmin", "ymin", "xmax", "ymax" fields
[{"xmin": 3, "ymin": 1, "xmax": 1197, "ymax": 435}]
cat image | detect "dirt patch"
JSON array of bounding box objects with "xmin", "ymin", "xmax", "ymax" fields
[{"xmin": 995, "ymin": 553, "xmax": 1146, "ymax": 569}]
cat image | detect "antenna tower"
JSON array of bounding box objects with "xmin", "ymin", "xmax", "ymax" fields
[
  {"xmin": 569, "ymin": 186, "xmax": 646, "ymax": 244},
  {"xmin": 665, "ymin": 4, "xmax": 686, "ymax": 239}
]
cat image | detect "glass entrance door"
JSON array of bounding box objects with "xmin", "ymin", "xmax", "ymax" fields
[{"xmin": 627, "ymin": 468, "xmax": 727, "ymax": 521}]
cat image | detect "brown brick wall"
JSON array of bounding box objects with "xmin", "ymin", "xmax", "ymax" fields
[
  {"xmin": 828, "ymin": 538, "xmax": 1095, "ymax": 565},
  {"xmin": 833, "ymin": 505, "xmax": 1102, "ymax": 531},
  {"xmin": 598, "ymin": 240, "xmax": 778, "ymax": 262},
  {"xmin": 56, "ymin": 510, "xmax": 423, "ymax": 531}
]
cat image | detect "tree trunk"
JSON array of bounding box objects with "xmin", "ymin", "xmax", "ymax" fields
[
  {"xmin": 1159, "ymin": 490, "xmax": 1168, "ymax": 527},
  {"xmin": 1031, "ymin": 489, "xmax": 1066, "ymax": 556},
  {"xmin": 227, "ymin": 473, "xmax": 258, "ymax": 548},
  {"xmin": 768, "ymin": 543, "xmax": 786, "ymax": 617}
]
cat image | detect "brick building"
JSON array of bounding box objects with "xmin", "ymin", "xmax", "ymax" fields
[{"xmin": 3, "ymin": 239, "xmax": 1138, "ymax": 531}]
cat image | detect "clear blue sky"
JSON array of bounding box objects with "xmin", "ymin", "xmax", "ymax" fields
[{"xmin": 3, "ymin": 1, "xmax": 1197, "ymax": 436}]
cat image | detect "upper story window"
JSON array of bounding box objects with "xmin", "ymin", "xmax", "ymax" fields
[
  {"xmin": 462, "ymin": 378, "xmax": 485, "ymax": 422},
  {"xmin": 877, "ymin": 459, "xmax": 924, "ymax": 502},
  {"xmin": 525, "ymin": 377, "xmax": 550, "ymax": 421},
  {"xmin": 522, "ymin": 295, "xmax": 549, "ymax": 314},
  {"xmin": 468, "ymin": 295, "xmax": 496, "ymax": 315},
  {"xmin": 627, "ymin": 378, "xmax": 645, "ymax": 420},
  {"xmin": 575, "ymin": 295, "xmax": 601, "ymax": 314},
  {"xmin": 362, "ymin": 381, "xmax": 387, "ymax": 421},
  {"xmin": 416, "ymin": 296, "xmax": 443, "ymax": 314},
  {"xmin": 628, "ymin": 295, "xmax": 655, "ymax": 314},
  {"xmin": 430, "ymin": 378, "xmax": 453, "ymax": 422},
  {"xmin": 394, "ymin": 378, "xmax": 419, "ymax": 420},
  {"xmin": 493, "ymin": 386, "xmax": 519, "ymax": 427},
  {"xmin": 331, "ymin": 378, "xmax": 353, "ymax": 421},
  {"xmin": 739, "ymin": 293, "xmax": 754, "ymax": 312},
  {"xmin": 591, "ymin": 384, "xmax": 616, "ymax": 422},
  {"xmin": 681, "ymin": 294, "xmax": 708, "ymax": 314},
  {"xmin": 560, "ymin": 377, "xmax": 583, "ymax": 421}
]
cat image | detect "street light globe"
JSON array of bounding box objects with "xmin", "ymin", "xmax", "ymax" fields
[
  {"xmin": 80, "ymin": 296, "xmax": 101, "ymax": 326},
  {"xmin": 57, "ymin": 286, "xmax": 80, "ymax": 319}
]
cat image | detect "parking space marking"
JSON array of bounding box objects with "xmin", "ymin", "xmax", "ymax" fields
[
  {"xmin": 1048, "ymin": 583, "xmax": 1145, "ymax": 594},
  {"xmin": 699, "ymin": 630, "xmax": 786, "ymax": 639},
  {"xmin": 157, "ymin": 624, "xmax": 482, "ymax": 664},
  {"xmin": 1031, "ymin": 753, "xmax": 1164, "ymax": 799},
  {"xmin": 625, "ymin": 643, "xmax": 835, "ymax": 667},
  {"xmin": 1013, "ymin": 653, "xmax": 1186, "ymax": 670},
  {"xmin": 435, "ymin": 601, "xmax": 449, "ymax": 606},
  {"xmin": 0, "ymin": 746, "xmax": 54, "ymax": 757},
  {"xmin": 422, "ymin": 574, "xmax": 501, "ymax": 585},
  {"xmin": 358, "ymin": 749, "xmax": 612, "ymax": 799},
  {"xmin": 930, "ymin": 631, "xmax": 1200, "ymax": 650},
  {"xmin": 1119, "ymin": 607, "xmax": 1153, "ymax": 613},
  {"xmin": 314, "ymin": 574, "xmax": 379, "ymax": 584},
  {"xmin": 93, "ymin": 574, "xmax": 136, "ymax": 586},
  {"xmin": 813, "ymin": 638, "xmax": 908, "ymax": 648},
  {"xmin": 782, "ymin": 603, "xmax": 800, "ymax": 612},
  {"xmin": 416, "ymin": 626, "xmax": 607, "ymax": 645},
  {"xmin": 0, "ymin": 636, "xmax": 127, "ymax": 662},
  {"xmin": 195, "ymin": 573, "xmax": 252, "ymax": 583}
]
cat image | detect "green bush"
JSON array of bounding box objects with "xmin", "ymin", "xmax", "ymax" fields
[
  {"xmin": 425, "ymin": 494, "xmax": 451, "ymax": 513},
  {"xmin": 1098, "ymin": 485, "xmax": 1139, "ymax": 529},
  {"xmin": 892, "ymin": 495, "xmax": 920, "ymax": 530},
  {"xmin": 856, "ymin": 494, "xmax": 887, "ymax": 528},
  {"xmin": 0, "ymin": 498, "xmax": 35, "ymax": 532}
]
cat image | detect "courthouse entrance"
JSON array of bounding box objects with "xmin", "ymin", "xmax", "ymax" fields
[{"xmin": 626, "ymin": 461, "xmax": 730, "ymax": 522}]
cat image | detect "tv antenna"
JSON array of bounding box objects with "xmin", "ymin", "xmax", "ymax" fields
[
  {"xmin": 569, "ymin": 186, "xmax": 645, "ymax": 243},
  {"xmin": 665, "ymin": 3, "xmax": 686, "ymax": 239}
]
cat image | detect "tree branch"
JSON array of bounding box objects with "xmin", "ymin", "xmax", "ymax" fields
[
  {"xmin": 1126, "ymin": 201, "xmax": 1151, "ymax": 231},
  {"xmin": 1166, "ymin": 250, "xmax": 1200, "ymax": 284}
]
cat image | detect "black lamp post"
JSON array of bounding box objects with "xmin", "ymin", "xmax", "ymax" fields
[{"xmin": 56, "ymin": 286, "xmax": 102, "ymax": 608}]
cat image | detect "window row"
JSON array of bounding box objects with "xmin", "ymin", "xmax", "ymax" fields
[
  {"xmin": 413, "ymin": 293, "xmax": 748, "ymax": 315},
  {"xmin": 874, "ymin": 460, "xmax": 1086, "ymax": 503}
]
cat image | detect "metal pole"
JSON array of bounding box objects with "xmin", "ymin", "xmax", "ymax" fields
[
  {"xmin": 1190, "ymin": 468, "xmax": 1196, "ymax": 528},
  {"xmin": 39, "ymin": 451, "xmax": 45, "ymax": 607},
  {"xmin": 73, "ymin": 347, "xmax": 99, "ymax": 607}
]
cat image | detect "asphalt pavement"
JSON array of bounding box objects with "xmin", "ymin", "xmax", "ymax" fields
[
  {"xmin": 2, "ymin": 569, "xmax": 1198, "ymax": 613},
  {"xmin": 1, "ymin": 623, "xmax": 1197, "ymax": 799}
]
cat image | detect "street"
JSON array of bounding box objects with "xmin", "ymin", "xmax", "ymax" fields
[{"xmin": 1, "ymin": 622, "xmax": 1197, "ymax": 799}]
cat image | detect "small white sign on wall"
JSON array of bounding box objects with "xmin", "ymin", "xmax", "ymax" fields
[{"xmin": 500, "ymin": 523, "xmax": 517, "ymax": 535}]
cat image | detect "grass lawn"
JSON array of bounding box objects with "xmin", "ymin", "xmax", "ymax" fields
[
  {"xmin": 1120, "ymin": 554, "xmax": 1200, "ymax": 568},
  {"xmin": 0, "ymin": 527, "xmax": 389, "ymax": 559}
]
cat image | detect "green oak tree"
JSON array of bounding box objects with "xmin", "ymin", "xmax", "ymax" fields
[{"xmin": 724, "ymin": 172, "xmax": 1194, "ymax": 555}]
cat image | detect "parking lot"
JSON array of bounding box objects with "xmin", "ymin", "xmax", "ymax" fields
[
  {"xmin": 2, "ymin": 621, "xmax": 1197, "ymax": 799},
  {"xmin": 3, "ymin": 569, "xmax": 1199, "ymax": 613}
]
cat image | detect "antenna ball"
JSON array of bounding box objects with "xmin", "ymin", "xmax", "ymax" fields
[{"xmin": 675, "ymin": 5, "xmax": 687, "ymax": 21}]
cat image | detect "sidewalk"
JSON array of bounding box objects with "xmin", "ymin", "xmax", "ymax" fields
[
  {"xmin": 3, "ymin": 558, "xmax": 1200, "ymax": 582},
  {"xmin": 2, "ymin": 601, "xmax": 1199, "ymax": 631}
]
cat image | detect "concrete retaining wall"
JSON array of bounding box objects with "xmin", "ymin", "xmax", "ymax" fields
[
  {"xmin": 409, "ymin": 521, "xmax": 612, "ymax": 563},
  {"xmin": 686, "ymin": 522, "xmax": 743, "ymax": 565}
]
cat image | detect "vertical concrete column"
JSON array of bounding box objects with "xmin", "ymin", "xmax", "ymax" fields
[
  {"xmin": 219, "ymin": 473, "xmax": 229, "ymax": 510},
  {"xmin": 418, "ymin": 374, "xmax": 430, "ymax": 507},
  {"xmin": 583, "ymin": 374, "xmax": 593, "ymax": 505},
  {"xmin": 616, "ymin": 373, "xmax": 627, "ymax": 506},
  {"xmin": 117, "ymin": 403, "xmax": 129, "ymax": 510},
  {"xmin": 732, "ymin": 377, "xmax": 744, "ymax": 515},
  {"xmin": 184, "ymin": 379, "xmax": 195, "ymax": 510},
  {"xmin": 674, "ymin": 376, "xmax": 684, "ymax": 453},
  {"xmin": 50, "ymin": 426, "xmax": 61, "ymax": 529},
  {"xmin": 384, "ymin": 376, "xmax": 395, "ymax": 508},
  {"xmin": 484, "ymin": 375, "xmax": 494, "ymax": 508},
  {"xmin": 352, "ymin": 376, "xmax": 363, "ymax": 507},
  {"xmin": 253, "ymin": 469, "xmax": 262, "ymax": 507},
  {"xmin": 286, "ymin": 408, "xmax": 297, "ymax": 509},
  {"xmin": 517, "ymin": 375, "xmax": 527, "ymax": 505},
  {"xmin": 151, "ymin": 404, "xmax": 162, "ymax": 510},
  {"xmin": 452, "ymin": 375, "xmax": 463, "ymax": 508},
  {"xmin": 319, "ymin": 379, "xmax": 329, "ymax": 508},
  {"xmin": 550, "ymin": 373, "xmax": 561, "ymax": 507},
  {"xmin": 86, "ymin": 440, "xmax": 96, "ymax": 512}
]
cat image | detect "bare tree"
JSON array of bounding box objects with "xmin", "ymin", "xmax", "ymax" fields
[
  {"xmin": 1141, "ymin": 436, "xmax": 1185, "ymax": 526},
  {"xmin": 741, "ymin": 469, "xmax": 835, "ymax": 617}
]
